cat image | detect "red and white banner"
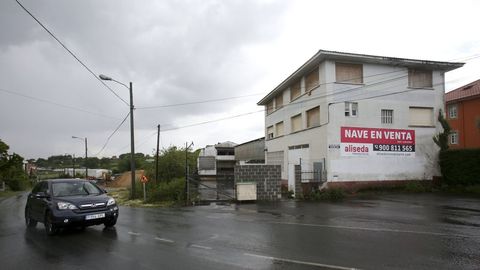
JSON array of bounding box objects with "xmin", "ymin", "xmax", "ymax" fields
[{"xmin": 340, "ymin": 127, "xmax": 415, "ymax": 157}]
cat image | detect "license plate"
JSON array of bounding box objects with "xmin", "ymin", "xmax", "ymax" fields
[{"xmin": 85, "ymin": 213, "xmax": 105, "ymax": 220}]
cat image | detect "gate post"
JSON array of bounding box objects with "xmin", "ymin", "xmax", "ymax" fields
[{"xmin": 294, "ymin": 165, "xmax": 302, "ymax": 197}]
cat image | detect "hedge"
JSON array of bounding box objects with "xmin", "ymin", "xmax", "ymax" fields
[{"xmin": 440, "ymin": 149, "xmax": 480, "ymax": 185}]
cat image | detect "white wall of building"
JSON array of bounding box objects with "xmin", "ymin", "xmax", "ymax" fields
[{"xmin": 263, "ymin": 54, "xmax": 455, "ymax": 189}]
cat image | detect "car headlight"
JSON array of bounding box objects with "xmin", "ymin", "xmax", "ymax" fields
[
  {"xmin": 57, "ymin": 201, "xmax": 78, "ymax": 210},
  {"xmin": 107, "ymin": 198, "xmax": 116, "ymax": 206}
]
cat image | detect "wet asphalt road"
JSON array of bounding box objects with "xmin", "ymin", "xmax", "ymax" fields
[{"xmin": 1, "ymin": 193, "xmax": 479, "ymax": 270}]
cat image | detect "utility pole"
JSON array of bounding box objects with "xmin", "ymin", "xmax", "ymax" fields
[
  {"xmin": 155, "ymin": 124, "xmax": 160, "ymax": 186},
  {"xmin": 72, "ymin": 154, "xmax": 76, "ymax": 178},
  {"xmin": 84, "ymin": 137, "xmax": 88, "ymax": 180},
  {"xmin": 185, "ymin": 141, "xmax": 193, "ymax": 205},
  {"xmin": 129, "ymin": 81, "xmax": 136, "ymax": 199}
]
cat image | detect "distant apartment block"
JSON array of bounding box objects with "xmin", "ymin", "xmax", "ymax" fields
[
  {"xmin": 257, "ymin": 50, "xmax": 463, "ymax": 192},
  {"xmin": 445, "ymin": 79, "xmax": 480, "ymax": 149}
]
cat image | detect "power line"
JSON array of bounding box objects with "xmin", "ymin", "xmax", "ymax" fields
[
  {"xmin": 93, "ymin": 112, "xmax": 130, "ymax": 157},
  {"xmin": 14, "ymin": 0, "xmax": 129, "ymax": 106},
  {"xmin": 0, "ymin": 87, "xmax": 121, "ymax": 120},
  {"xmin": 136, "ymin": 93, "xmax": 263, "ymax": 110}
]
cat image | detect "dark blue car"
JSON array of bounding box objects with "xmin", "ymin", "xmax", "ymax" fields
[{"xmin": 25, "ymin": 179, "xmax": 119, "ymax": 235}]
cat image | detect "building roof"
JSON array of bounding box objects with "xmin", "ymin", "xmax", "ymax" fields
[
  {"xmin": 214, "ymin": 141, "xmax": 237, "ymax": 148},
  {"xmin": 234, "ymin": 137, "xmax": 265, "ymax": 148},
  {"xmin": 445, "ymin": 79, "xmax": 480, "ymax": 103},
  {"xmin": 258, "ymin": 49, "xmax": 465, "ymax": 105}
]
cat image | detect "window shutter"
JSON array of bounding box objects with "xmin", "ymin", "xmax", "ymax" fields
[
  {"xmin": 336, "ymin": 63, "xmax": 363, "ymax": 84},
  {"xmin": 409, "ymin": 107, "xmax": 433, "ymax": 126},
  {"xmin": 291, "ymin": 114, "xmax": 302, "ymax": 132},
  {"xmin": 276, "ymin": 122, "xmax": 284, "ymax": 137},
  {"xmin": 305, "ymin": 67, "xmax": 319, "ymax": 91},
  {"xmin": 290, "ymin": 80, "xmax": 301, "ymax": 101},
  {"xmin": 307, "ymin": 107, "xmax": 320, "ymax": 128}
]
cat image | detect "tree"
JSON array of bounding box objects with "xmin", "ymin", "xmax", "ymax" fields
[
  {"xmin": 0, "ymin": 139, "xmax": 29, "ymax": 191},
  {"xmin": 433, "ymin": 109, "xmax": 451, "ymax": 151}
]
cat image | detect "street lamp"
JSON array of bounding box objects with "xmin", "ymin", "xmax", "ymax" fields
[
  {"xmin": 72, "ymin": 136, "xmax": 88, "ymax": 179},
  {"xmin": 99, "ymin": 74, "xmax": 136, "ymax": 199}
]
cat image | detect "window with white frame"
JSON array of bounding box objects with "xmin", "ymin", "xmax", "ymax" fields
[
  {"xmin": 448, "ymin": 104, "xmax": 457, "ymax": 119},
  {"xmin": 381, "ymin": 109, "xmax": 394, "ymax": 124},
  {"xmin": 345, "ymin": 102, "xmax": 358, "ymax": 117},
  {"xmin": 267, "ymin": 126, "xmax": 274, "ymax": 140},
  {"xmin": 450, "ymin": 131, "xmax": 458, "ymax": 145}
]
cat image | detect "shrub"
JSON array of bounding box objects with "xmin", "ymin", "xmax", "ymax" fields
[
  {"xmin": 440, "ymin": 149, "xmax": 480, "ymax": 186},
  {"xmin": 146, "ymin": 178, "xmax": 186, "ymax": 203},
  {"xmin": 307, "ymin": 188, "xmax": 346, "ymax": 201}
]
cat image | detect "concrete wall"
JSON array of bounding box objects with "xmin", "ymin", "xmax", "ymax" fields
[
  {"xmin": 234, "ymin": 165, "xmax": 281, "ymax": 201},
  {"xmin": 235, "ymin": 139, "xmax": 265, "ymax": 162}
]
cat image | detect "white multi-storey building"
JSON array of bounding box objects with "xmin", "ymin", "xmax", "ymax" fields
[{"xmin": 257, "ymin": 50, "xmax": 463, "ymax": 191}]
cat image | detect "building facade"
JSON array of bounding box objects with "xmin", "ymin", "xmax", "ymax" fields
[
  {"xmin": 257, "ymin": 50, "xmax": 463, "ymax": 192},
  {"xmin": 445, "ymin": 79, "xmax": 480, "ymax": 149},
  {"xmin": 234, "ymin": 137, "xmax": 265, "ymax": 165}
]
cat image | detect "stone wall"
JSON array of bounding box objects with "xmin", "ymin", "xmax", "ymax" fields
[{"xmin": 234, "ymin": 165, "xmax": 281, "ymax": 201}]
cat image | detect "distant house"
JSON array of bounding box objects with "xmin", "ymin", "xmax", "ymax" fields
[
  {"xmin": 234, "ymin": 137, "xmax": 265, "ymax": 165},
  {"xmin": 197, "ymin": 142, "xmax": 237, "ymax": 200},
  {"xmin": 445, "ymin": 79, "xmax": 480, "ymax": 148},
  {"xmin": 257, "ymin": 49, "xmax": 463, "ymax": 192}
]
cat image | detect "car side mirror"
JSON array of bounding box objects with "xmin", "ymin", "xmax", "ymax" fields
[
  {"xmin": 35, "ymin": 192, "xmax": 50, "ymax": 199},
  {"xmin": 103, "ymin": 189, "xmax": 108, "ymax": 194}
]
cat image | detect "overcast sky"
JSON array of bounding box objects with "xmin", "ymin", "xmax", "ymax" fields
[{"xmin": 1, "ymin": 0, "xmax": 479, "ymax": 159}]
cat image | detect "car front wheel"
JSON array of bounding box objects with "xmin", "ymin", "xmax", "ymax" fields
[
  {"xmin": 44, "ymin": 212, "xmax": 59, "ymax": 236},
  {"xmin": 104, "ymin": 218, "xmax": 117, "ymax": 228},
  {"xmin": 25, "ymin": 208, "xmax": 37, "ymax": 228}
]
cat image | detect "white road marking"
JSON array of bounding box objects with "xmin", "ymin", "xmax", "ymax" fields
[
  {"xmin": 269, "ymin": 221, "xmax": 476, "ymax": 238},
  {"xmin": 128, "ymin": 231, "xmax": 141, "ymax": 236},
  {"xmin": 190, "ymin": 244, "xmax": 212, "ymax": 250},
  {"xmin": 154, "ymin": 237, "xmax": 174, "ymax": 243},
  {"xmin": 244, "ymin": 253, "xmax": 359, "ymax": 270}
]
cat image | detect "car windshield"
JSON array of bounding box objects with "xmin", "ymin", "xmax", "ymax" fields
[{"xmin": 52, "ymin": 181, "xmax": 102, "ymax": 197}]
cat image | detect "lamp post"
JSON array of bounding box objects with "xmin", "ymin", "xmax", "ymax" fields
[
  {"xmin": 72, "ymin": 136, "xmax": 88, "ymax": 179},
  {"xmin": 99, "ymin": 74, "xmax": 136, "ymax": 199}
]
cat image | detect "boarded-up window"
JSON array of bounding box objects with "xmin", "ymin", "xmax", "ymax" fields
[
  {"xmin": 409, "ymin": 107, "xmax": 434, "ymax": 126},
  {"xmin": 291, "ymin": 114, "xmax": 302, "ymax": 133},
  {"xmin": 199, "ymin": 156, "xmax": 215, "ymax": 170},
  {"xmin": 276, "ymin": 121, "xmax": 284, "ymax": 137},
  {"xmin": 290, "ymin": 80, "xmax": 301, "ymax": 101},
  {"xmin": 305, "ymin": 67, "xmax": 319, "ymax": 91},
  {"xmin": 266, "ymin": 100, "xmax": 274, "ymax": 114},
  {"xmin": 336, "ymin": 63, "xmax": 363, "ymax": 84},
  {"xmin": 267, "ymin": 126, "xmax": 274, "ymax": 139},
  {"xmin": 275, "ymin": 93, "xmax": 283, "ymax": 109},
  {"xmin": 408, "ymin": 69, "xmax": 432, "ymax": 88},
  {"xmin": 306, "ymin": 106, "xmax": 320, "ymax": 128}
]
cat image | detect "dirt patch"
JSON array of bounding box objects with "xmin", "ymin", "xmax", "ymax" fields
[{"xmin": 108, "ymin": 170, "xmax": 144, "ymax": 188}]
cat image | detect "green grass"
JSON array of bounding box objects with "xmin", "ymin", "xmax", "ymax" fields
[
  {"xmin": 0, "ymin": 190, "xmax": 23, "ymax": 198},
  {"xmin": 106, "ymin": 188, "xmax": 175, "ymax": 208}
]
